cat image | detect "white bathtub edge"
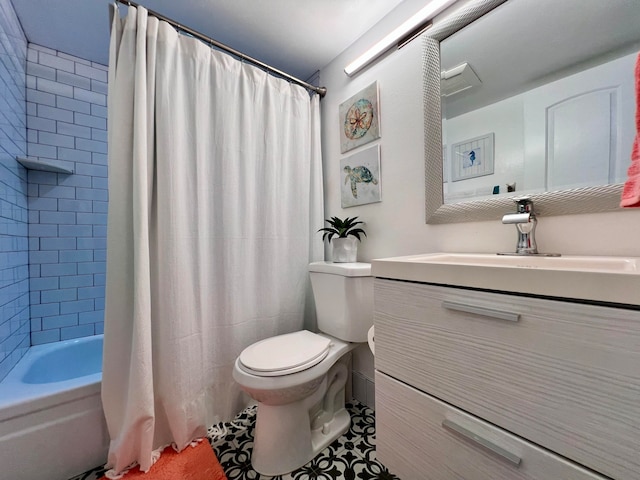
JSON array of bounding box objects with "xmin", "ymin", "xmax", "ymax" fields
[{"xmin": 0, "ymin": 377, "xmax": 101, "ymax": 423}]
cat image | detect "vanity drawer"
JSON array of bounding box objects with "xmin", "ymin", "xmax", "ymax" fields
[
  {"xmin": 374, "ymin": 278, "xmax": 640, "ymax": 480},
  {"xmin": 376, "ymin": 372, "xmax": 606, "ymax": 480}
]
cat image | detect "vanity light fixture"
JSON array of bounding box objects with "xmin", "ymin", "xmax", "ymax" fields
[{"xmin": 344, "ymin": 0, "xmax": 459, "ymax": 77}]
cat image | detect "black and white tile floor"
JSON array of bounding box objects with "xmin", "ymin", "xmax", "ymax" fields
[{"xmin": 70, "ymin": 400, "xmax": 399, "ymax": 480}]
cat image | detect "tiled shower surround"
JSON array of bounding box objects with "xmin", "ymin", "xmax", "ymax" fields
[
  {"xmin": 26, "ymin": 44, "xmax": 108, "ymax": 345},
  {"xmin": 0, "ymin": 0, "xmax": 30, "ymax": 382},
  {"xmin": 0, "ymin": 0, "xmax": 108, "ymax": 380},
  {"xmin": 0, "ymin": 0, "xmax": 109, "ymax": 380}
]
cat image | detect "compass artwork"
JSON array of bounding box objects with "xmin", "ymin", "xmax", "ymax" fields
[
  {"xmin": 339, "ymin": 82, "xmax": 380, "ymax": 153},
  {"xmin": 340, "ymin": 145, "xmax": 381, "ymax": 208}
]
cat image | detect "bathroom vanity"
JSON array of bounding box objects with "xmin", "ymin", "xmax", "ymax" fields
[{"xmin": 372, "ymin": 253, "xmax": 640, "ymax": 480}]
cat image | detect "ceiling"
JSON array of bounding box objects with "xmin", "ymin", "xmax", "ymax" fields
[{"xmin": 11, "ymin": 0, "xmax": 406, "ymax": 82}]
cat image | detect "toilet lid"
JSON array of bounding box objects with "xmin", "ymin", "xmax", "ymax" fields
[{"xmin": 239, "ymin": 330, "xmax": 331, "ymax": 376}]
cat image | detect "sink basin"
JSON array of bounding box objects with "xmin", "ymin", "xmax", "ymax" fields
[
  {"xmin": 372, "ymin": 253, "xmax": 640, "ymax": 305},
  {"xmin": 406, "ymin": 253, "xmax": 639, "ymax": 273}
]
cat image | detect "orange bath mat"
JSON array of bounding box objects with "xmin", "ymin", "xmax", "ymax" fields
[{"xmin": 100, "ymin": 442, "xmax": 227, "ymax": 480}]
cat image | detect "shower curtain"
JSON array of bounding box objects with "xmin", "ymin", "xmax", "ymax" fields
[{"xmin": 102, "ymin": 5, "xmax": 324, "ymax": 475}]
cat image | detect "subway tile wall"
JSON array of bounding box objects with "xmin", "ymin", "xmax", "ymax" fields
[
  {"xmin": 0, "ymin": 0, "xmax": 30, "ymax": 381},
  {"xmin": 26, "ymin": 44, "xmax": 108, "ymax": 345}
]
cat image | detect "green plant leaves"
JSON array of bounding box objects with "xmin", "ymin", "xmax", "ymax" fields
[{"xmin": 317, "ymin": 216, "xmax": 367, "ymax": 242}]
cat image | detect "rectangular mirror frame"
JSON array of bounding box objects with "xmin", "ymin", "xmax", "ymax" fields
[{"xmin": 424, "ymin": 0, "xmax": 624, "ymax": 224}]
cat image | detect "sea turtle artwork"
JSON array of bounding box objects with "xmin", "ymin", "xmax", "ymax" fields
[{"xmin": 344, "ymin": 165, "xmax": 378, "ymax": 198}]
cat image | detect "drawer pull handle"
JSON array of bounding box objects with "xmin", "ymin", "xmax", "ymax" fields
[
  {"xmin": 442, "ymin": 419, "xmax": 521, "ymax": 467},
  {"xmin": 442, "ymin": 301, "xmax": 520, "ymax": 322}
]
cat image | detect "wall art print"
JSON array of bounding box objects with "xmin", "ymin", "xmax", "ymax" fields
[
  {"xmin": 339, "ymin": 82, "xmax": 380, "ymax": 153},
  {"xmin": 451, "ymin": 132, "xmax": 494, "ymax": 182},
  {"xmin": 340, "ymin": 145, "xmax": 381, "ymax": 208}
]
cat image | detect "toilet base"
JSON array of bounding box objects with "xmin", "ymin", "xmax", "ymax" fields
[
  {"xmin": 252, "ymin": 403, "xmax": 351, "ymax": 476},
  {"xmin": 250, "ymin": 361, "xmax": 351, "ymax": 476},
  {"xmin": 311, "ymin": 406, "xmax": 350, "ymax": 454}
]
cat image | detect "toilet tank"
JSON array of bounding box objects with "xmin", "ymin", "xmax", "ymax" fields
[{"xmin": 308, "ymin": 261, "xmax": 373, "ymax": 343}]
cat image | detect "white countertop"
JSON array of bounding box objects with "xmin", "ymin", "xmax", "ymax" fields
[{"xmin": 372, "ymin": 253, "xmax": 640, "ymax": 306}]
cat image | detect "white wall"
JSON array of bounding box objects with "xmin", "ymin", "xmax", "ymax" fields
[{"xmin": 319, "ymin": 0, "xmax": 640, "ymax": 390}]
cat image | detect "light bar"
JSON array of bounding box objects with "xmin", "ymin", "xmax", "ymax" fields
[{"xmin": 344, "ymin": 0, "xmax": 458, "ymax": 77}]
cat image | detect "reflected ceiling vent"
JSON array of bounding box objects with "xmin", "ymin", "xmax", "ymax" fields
[{"xmin": 440, "ymin": 62, "xmax": 481, "ymax": 97}]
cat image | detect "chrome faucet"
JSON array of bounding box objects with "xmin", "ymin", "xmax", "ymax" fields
[{"xmin": 501, "ymin": 196, "xmax": 539, "ymax": 255}]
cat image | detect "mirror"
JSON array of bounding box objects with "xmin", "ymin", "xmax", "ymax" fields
[{"xmin": 424, "ymin": 0, "xmax": 640, "ymax": 224}]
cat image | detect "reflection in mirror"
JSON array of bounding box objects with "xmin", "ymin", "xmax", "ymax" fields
[
  {"xmin": 441, "ymin": 0, "xmax": 640, "ymax": 204},
  {"xmin": 424, "ymin": 0, "xmax": 640, "ymax": 223}
]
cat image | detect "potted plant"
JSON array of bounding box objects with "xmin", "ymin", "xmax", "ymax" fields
[{"xmin": 318, "ymin": 216, "xmax": 366, "ymax": 263}]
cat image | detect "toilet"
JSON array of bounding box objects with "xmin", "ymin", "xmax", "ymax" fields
[{"xmin": 232, "ymin": 261, "xmax": 373, "ymax": 475}]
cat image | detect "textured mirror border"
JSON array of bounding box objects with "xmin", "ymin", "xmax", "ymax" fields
[{"xmin": 424, "ymin": 0, "xmax": 624, "ymax": 224}]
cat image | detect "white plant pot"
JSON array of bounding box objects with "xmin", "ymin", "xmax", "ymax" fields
[{"xmin": 331, "ymin": 237, "xmax": 358, "ymax": 263}]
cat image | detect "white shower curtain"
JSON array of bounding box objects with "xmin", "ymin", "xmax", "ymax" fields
[{"xmin": 102, "ymin": 5, "xmax": 324, "ymax": 475}]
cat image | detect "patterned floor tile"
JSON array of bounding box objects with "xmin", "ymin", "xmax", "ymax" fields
[
  {"xmin": 67, "ymin": 465, "xmax": 108, "ymax": 480},
  {"xmin": 70, "ymin": 400, "xmax": 399, "ymax": 480},
  {"xmin": 209, "ymin": 400, "xmax": 399, "ymax": 480}
]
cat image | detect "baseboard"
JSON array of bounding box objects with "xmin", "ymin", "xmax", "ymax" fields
[{"xmin": 351, "ymin": 371, "xmax": 375, "ymax": 409}]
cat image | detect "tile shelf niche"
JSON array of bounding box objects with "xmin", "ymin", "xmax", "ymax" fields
[{"xmin": 16, "ymin": 156, "xmax": 74, "ymax": 175}]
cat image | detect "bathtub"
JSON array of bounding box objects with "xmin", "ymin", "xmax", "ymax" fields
[{"xmin": 0, "ymin": 335, "xmax": 109, "ymax": 480}]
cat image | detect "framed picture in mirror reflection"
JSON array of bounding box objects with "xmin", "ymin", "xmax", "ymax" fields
[{"xmin": 450, "ymin": 132, "xmax": 494, "ymax": 182}]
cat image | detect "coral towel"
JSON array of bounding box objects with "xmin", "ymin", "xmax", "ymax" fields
[{"xmin": 620, "ymin": 52, "xmax": 640, "ymax": 207}]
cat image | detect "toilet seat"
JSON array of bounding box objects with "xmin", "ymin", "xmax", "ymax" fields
[{"xmin": 239, "ymin": 330, "xmax": 331, "ymax": 377}]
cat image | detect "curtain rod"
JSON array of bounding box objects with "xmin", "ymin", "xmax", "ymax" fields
[{"xmin": 114, "ymin": 0, "xmax": 327, "ymax": 97}]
